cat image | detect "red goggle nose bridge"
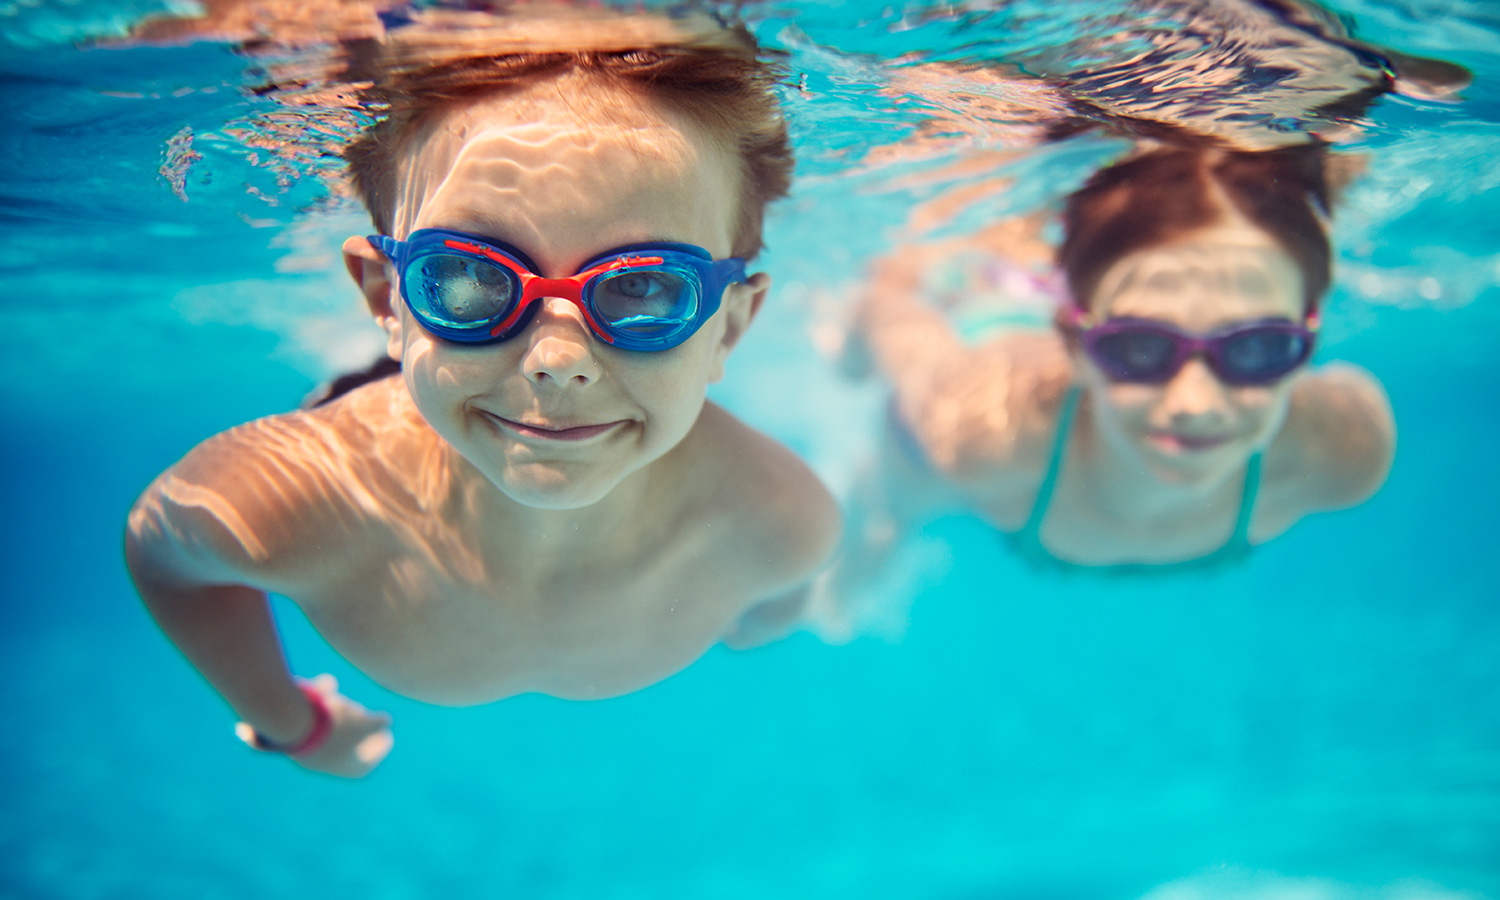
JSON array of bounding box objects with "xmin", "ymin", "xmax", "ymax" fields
[
  {"xmin": 489, "ymin": 274, "xmax": 612, "ymax": 343},
  {"xmin": 441, "ymin": 238, "xmax": 665, "ymax": 344}
]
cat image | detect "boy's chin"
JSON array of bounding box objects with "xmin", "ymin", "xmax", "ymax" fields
[{"xmin": 490, "ymin": 466, "xmax": 627, "ymax": 511}]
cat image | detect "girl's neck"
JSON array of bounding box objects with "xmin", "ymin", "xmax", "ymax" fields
[{"xmin": 1069, "ymin": 400, "xmax": 1244, "ymax": 527}]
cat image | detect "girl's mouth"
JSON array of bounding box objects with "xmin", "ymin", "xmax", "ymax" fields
[{"xmin": 1146, "ymin": 431, "xmax": 1232, "ymax": 453}]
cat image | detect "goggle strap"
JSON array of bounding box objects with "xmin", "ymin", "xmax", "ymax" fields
[{"xmin": 370, "ymin": 234, "xmax": 403, "ymax": 266}]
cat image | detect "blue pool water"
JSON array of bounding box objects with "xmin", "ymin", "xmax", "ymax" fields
[{"xmin": 3, "ymin": 1, "xmax": 1499, "ymax": 897}]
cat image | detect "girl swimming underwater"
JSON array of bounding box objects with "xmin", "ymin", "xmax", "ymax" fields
[{"xmin": 836, "ymin": 145, "xmax": 1393, "ymax": 594}]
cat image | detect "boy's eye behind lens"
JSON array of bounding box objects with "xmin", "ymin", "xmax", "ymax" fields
[
  {"xmin": 413, "ymin": 255, "xmax": 516, "ymax": 323},
  {"xmin": 595, "ymin": 271, "xmax": 692, "ymax": 322}
]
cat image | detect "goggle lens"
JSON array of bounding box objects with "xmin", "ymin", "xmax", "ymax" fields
[
  {"xmin": 1217, "ymin": 329, "xmax": 1309, "ymax": 384},
  {"xmin": 1083, "ymin": 318, "xmax": 1313, "ymax": 386},
  {"xmin": 591, "ymin": 267, "xmax": 699, "ymax": 338},
  {"xmin": 372, "ymin": 230, "xmax": 744, "ymax": 351},
  {"xmin": 406, "ymin": 254, "xmax": 519, "ymax": 330},
  {"xmin": 1091, "ymin": 330, "xmax": 1178, "ymax": 382}
]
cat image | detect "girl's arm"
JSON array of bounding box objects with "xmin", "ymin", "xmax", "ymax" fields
[{"xmin": 855, "ymin": 248, "xmax": 1072, "ymax": 483}]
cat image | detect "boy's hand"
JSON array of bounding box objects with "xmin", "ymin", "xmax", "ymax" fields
[{"xmin": 283, "ymin": 674, "xmax": 393, "ymax": 778}]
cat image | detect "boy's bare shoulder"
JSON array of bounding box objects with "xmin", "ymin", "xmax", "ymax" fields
[
  {"xmin": 128, "ymin": 376, "xmax": 429, "ymax": 588},
  {"xmin": 682, "ymin": 402, "xmax": 841, "ymax": 584}
]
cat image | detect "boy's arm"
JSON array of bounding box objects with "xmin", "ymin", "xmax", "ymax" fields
[
  {"xmin": 125, "ymin": 442, "xmax": 393, "ymax": 778},
  {"xmin": 706, "ymin": 407, "xmax": 842, "ymax": 650},
  {"xmin": 126, "ymin": 558, "xmax": 317, "ymax": 745}
]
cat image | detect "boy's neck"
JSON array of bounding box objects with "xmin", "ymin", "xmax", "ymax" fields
[
  {"xmin": 446, "ymin": 424, "xmax": 685, "ymax": 570},
  {"xmin": 363, "ymin": 376, "xmax": 702, "ymax": 571}
]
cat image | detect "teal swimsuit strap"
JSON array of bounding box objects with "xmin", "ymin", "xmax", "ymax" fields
[
  {"xmin": 1229, "ymin": 451, "xmax": 1263, "ymax": 549},
  {"xmin": 1016, "ymin": 384, "xmax": 1264, "ymax": 562},
  {"xmin": 1017, "ymin": 384, "xmax": 1082, "ymax": 549}
]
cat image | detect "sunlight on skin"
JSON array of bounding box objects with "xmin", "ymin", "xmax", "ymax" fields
[
  {"xmin": 132, "ymin": 479, "xmax": 270, "ymax": 563},
  {"xmin": 373, "ymin": 81, "xmax": 742, "ymax": 511},
  {"xmin": 127, "ymin": 67, "xmax": 832, "ymax": 713},
  {"xmin": 119, "ymin": 10, "xmax": 847, "ymax": 780},
  {"xmin": 393, "ymin": 89, "xmax": 721, "ymax": 256},
  {"xmin": 132, "ymin": 403, "xmax": 498, "ymax": 594}
]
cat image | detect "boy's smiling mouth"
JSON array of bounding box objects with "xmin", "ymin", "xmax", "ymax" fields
[{"xmin": 484, "ymin": 412, "xmax": 628, "ymax": 442}]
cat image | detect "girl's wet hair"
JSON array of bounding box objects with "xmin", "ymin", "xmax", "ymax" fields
[
  {"xmin": 1058, "ymin": 145, "xmax": 1332, "ymax": 311},
  {"xmin": 343, "ymin": 30, "xmax": 793, "ymax": 260}
]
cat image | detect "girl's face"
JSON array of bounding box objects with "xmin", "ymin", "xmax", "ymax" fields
[{"xmin": 1073, "ymin": 220, "xmax": 1309, "ymax": 486}]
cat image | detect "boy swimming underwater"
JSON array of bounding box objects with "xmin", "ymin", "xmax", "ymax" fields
[{"xmin": 125, "ymin": 7, "xmax": 839, "ymax": 778}]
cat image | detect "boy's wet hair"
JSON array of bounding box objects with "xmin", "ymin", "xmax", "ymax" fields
[
  {"xmin": 1058, "ymin": 145, "xmax": 1332, "ymax": 311},
  {"xmin": 343, "ymin": 19, "xmax": 793, "ymax": 260}
]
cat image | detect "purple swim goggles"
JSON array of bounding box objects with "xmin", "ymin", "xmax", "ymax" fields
[{"xmin": 1068, "ymin": 309, "xmax": 1318, "ymax": 386}]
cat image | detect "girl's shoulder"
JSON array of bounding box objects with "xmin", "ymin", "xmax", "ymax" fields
[{"xmin": 1257, "ymin": 363, "xmax": 1396, "ymax": 527}]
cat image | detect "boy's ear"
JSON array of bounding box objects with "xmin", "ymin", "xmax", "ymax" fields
[
  {"xmin": 709, "ymin": 272, "xmax": 769, "ymax": 382},
  {"xmin": 343, "ymin": 236, "xmax": 404, "ymax": 359}
]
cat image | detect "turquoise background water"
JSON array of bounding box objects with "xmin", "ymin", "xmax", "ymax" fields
[{"xmin": 3, "ymin": 1, "xmax": 1498, "ymax": 896}]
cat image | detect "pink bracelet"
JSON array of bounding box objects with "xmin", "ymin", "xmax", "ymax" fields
[{"xmin": 236, "ymin": 684, "xmax": 333, "ymax": 756}]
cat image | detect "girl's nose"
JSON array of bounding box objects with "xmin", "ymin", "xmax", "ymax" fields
[
  {"xmin": 520, "ymin": 298, "xmax": 602, "ymax": 387},
  {"xmin": 1159, "ymin": 356, "xmax": 1230, "ymax": 423}
]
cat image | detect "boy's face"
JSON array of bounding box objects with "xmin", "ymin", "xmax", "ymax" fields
[{"xmin": 348, "ymin": 82, "xmax": 766, "ymax": 509}]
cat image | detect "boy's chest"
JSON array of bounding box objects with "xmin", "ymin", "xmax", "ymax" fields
[{"xmin": 295, "ymin": 535, "xmax": 754, "ymax": 705}]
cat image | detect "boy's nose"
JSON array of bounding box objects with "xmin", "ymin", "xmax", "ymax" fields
[
  {"xmin": 520, "ymin": 298, "xmax": 601, "ymax": 387},
  {"xmin": 1158, "ymin": 356, "xmax": 1230, "ymax": 424}
]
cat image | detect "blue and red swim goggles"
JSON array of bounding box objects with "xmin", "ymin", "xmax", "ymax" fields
[{"xmin": 369, "ymin": 228, "xmax": 748, "ymax": 352}]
